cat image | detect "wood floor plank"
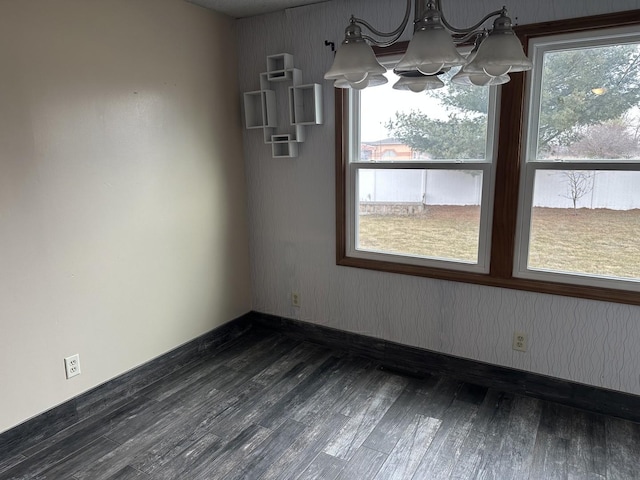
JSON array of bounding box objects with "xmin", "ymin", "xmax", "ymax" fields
[
  {"xmin": 144, "ymin": 434, "xmax": 225, "ymax": 480},
  {"xmin": 29, "ymin": 436, "xmax": 119, "ymax": 480},
  {"xmin": 375, "ymin": 367, "xmax": 439, "ymax": 396},
  {"xmin": 220, "ymin": 419, "xmax": 307, "ymax": 480},
  {"xmin": 323, "ymin": 370, "xmax": 408, "ymax": 460},
  {"xmin": 418, "ymin": 377, "xmax": 463, "ymax": 419},
  {"xmin": 492, "ymin": 395, "xmax": 543, "ymax": 479},
  {"xmin": 528, "ymin": 402, "xmax": 576, "ymax": 480},
  {"xmin": 568, "ymin": 472, "xmax": 605, "ymax": 480},
  {"xmin": 451, "ymin": 390, "xmax": 514, "ymax": 480},
  {"xmin": 296, "ymin": 452, "xmax": 345, "ymax": 480},
  {"xmin": 411, "ymin": 379, "xmax": 489, "ymax": 479},
  {"xmin": 256, "ymin": 356, "xmax": 349, "ymax": 429},
  {"xmin": 225, "ymin": 334, "xmax": 296, "ymax": 375},
  {"xmin": 373, "ymin": 414, "xmax": 441, "ymax": 480},
  {"xmin": 104, "ymin": 379, "xmax": 227, "ymax": 445},
  {"xmin": 0, "ymin": 399, "xmax": 150, "ymax": 480},
  {"xmin": 146, "ymin": 432, "xmax": 227, "ymax": 480},
  {"xmin": 335, "ymin": 446, "xmax": 387, "ymax": 479},
  {"xmin": 538, "ymin": 402, "xmax": 574, "ymax": 439},
  {"xmin": 73, "ymin": 387, "xmax": 237, "ymax": 480},
  {"xmin": 0, "ymin": 454, "xmax": 25, "ymax": 475},
  {"xmin": 209, "ymin": 349, "xmax": 333, "ymax": 440},
  {"xmin": 113, "ymin": 366, "xmax": 261, "ymax": 456},
  {"xmin": 291, "ymin": 357, "xmax": 372, "ymax": 426},
  {"xmin": 127, "ymin": 392, "xmax": 237, "ymax": 476},
  {"xmin": 260, "ymin": 412, "xmax": 350, "ymax": 480},
  {"xmin": 210, "ymin": 329, "xmax": 284, "ymax": 367},
  {"xmin": 68, "ymin": 331, "xmax": 264, "ymax": 424},
  {"xmin": 529, "ymin": 433, "xmax": 569, "ymax": 480},
  {"xmin": 139, "ymin": 335, "xmax": 277, "ymax": 401},
  {"xmin": 139, "ymin": 332, "xmax": 286, "ymax": 402},
  {"xmin": 104, "ymin": 466, "xmax": 150, "ymax": 479},
  {"xmin": 334, "ymin": 362, "xmax": 392, "ymax": 417},
  {"xmin": 606, "ymin": 416, "xmax": 640, "ymax": 480},
  {"xmin": 156, "ymin": 424, "xmax": 271, "ymax": 480},
  {"xmin": 450, "ymin": 428, "xmax": 485, "ymax": 479},
  {"xmin": 567, "ymin": 410, "xmax": 606, "ymax": 479},
  {"xmin": 363, "ymin": 380, "xmax": 435, "ymax": 454},
  {"xmin": 21, "ymin": 395, "xmax": 152, "ymax": 458},
  {"xmin": 410, "ymin": 398, "xmax": 479, "ymax": 479},
  {"xmin": 140, "ymin": 358, "xmax": 240, "ymax": 402},
  {"xmin": 332, "ymin": 367, "xmax": 398, "ymax": 417},
  {"xmin": 249, "ymin": 342, "xmax": 328, "ymax": 386},
  {"xmin": 471, "ymin": 390, "xmax": 514, "ymax": 434}
]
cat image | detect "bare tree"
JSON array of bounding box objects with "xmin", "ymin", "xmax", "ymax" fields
[
  {"xmin": 559, "ymin": 171, "xmax": 596, "ymax": 213},
  {"xmin": 567, "ymin": 121, "xmax": 638, "ymax": 159}
]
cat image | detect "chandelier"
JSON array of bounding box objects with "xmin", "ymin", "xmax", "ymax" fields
[{"xmin": 324, "ymin": 0, "xmax": 533, "ymax": 92}]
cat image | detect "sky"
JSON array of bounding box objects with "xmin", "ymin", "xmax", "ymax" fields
[{"xmin": 359, "ymin": 69, "xmax": 456, "ymax": 142}]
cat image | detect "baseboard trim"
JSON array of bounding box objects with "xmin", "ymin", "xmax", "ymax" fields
[
  {"xmin": 252, "ymin": 311, "xmax": 640, "ymax": 423},
  {"xmin": 0, "ymin": 312, "xmax": 253, "ymax": 458}
]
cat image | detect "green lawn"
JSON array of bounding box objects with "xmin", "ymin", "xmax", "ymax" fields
[{"xmin": 358, "ymin": 206, "xmax": 640, "ymax": 279}]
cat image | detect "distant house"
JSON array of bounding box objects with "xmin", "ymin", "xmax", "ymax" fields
[{"xmin": 361, "ymin": 138, "xmax": 424, "ymax": 161}]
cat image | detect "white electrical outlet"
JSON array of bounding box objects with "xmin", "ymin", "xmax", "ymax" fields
[
  {"xmin": 64, "ymin": 354, "xmax": 81, "ymax": 379},
  {"xmin": 291, "ymin": 292, "xmax": 301, "ymax": 307},
  {"xmin": 512, "ymin": 332, "xmax": 528, "ymax": 352}
]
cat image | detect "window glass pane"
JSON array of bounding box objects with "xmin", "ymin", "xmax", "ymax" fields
[
  {"xmin": 360, "ymin": 70, "xmax": 490, "ymax": 161},
  {"xmin": 527, "ymin": 170, "xmax": 640, "ymax": 280},
  {"xmin": 357, "ymin": 169, "xmax": 483, "ymax": 263},
  {"xmin": 535, "ymin": 42, "xmax": 640, "ymax": 161}
]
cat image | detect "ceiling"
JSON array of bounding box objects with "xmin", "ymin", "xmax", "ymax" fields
[{"xmin": 187, "ymin": 0, "xmax": 329, "ymax": 18}]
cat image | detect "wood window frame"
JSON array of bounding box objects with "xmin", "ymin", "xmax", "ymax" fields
[{"xmin": 335, "ymin": 10, "xmax": 640, "ymax": 306}]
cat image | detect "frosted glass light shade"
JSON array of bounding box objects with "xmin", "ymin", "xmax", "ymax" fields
[
  {"xmin": 465, "ymin": 32, "xmax": 532, "ymax": 77},
  {"xmin": 334, "ymin": 74, "xmax": 388, "ymax": 89},
  {"xmin": 452, "ymin": 51, "xmax": 510, "ymax": 86},
  {"xmin": 325, "ymin": 41, "xmax": 386, "ymax": 83},
  {"xmin": 364, "ymin": 74, "xmax": 389, "ymax": 88},
  {"xmin": 451, "ymin": 68, "xmax": 510, "ymax": 86},
  {"xmin": 395, "ymin": 28, "xmax": 466, "ymax": 76},
  {"xmin": 392, "ymin": 75, "xmax": 444, "ymax": 92}
]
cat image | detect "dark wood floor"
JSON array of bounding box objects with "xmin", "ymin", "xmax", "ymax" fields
[{"xmin": 1, "ymin": 329, "xmax": 639, "ymax": 480}]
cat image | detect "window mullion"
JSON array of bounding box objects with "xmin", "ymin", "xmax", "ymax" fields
[{"xmin": 489, "ymin": 72, "xmax": 527, "ymax": 279}]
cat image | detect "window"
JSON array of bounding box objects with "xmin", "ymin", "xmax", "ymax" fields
[
  {"xmin": 346, "ymin": 63, "xmax": 498, "ymax": 272},
  {"xmin": 335, "ymin": 11, "xmax": 640, "ymax": 305},
  {"xmin": 516, "ymin": 28, "xmax": 640, "ymax": 291}
]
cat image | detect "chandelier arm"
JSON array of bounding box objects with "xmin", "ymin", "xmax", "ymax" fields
[
  {"xmin": 452, "ymin": 30, "xmax": 485, "ymax": 45},
  {"xmin": 361, "ymin": 33, "xmax": 405, "ymax": 48},
  {"xmin": 439, "ymin": 7, "xmax": 504, "ymax": 34},
  {"xmin": 351, "ymin": 0, "xmax": 412, "ymax": 39}
]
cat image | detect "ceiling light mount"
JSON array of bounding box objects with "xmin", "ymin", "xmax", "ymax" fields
[{"xmin": 324, "ymin": 0, "xmax": 532, "ymax": 90}]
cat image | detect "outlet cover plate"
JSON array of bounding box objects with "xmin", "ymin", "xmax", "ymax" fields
[
  {"xmin": 64, "ymin": 354, "xmax": 81, "ymax": 379},
  {"xmin": 291, "ymin": 292, "xmax": 301, "ymax": 307},
  {"xmin": 513, "ymin": 332, "xmax": 528, "ymax": 352}
]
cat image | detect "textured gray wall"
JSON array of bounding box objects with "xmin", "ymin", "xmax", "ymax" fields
[{"xmin": 237, "ymin": 0, "xmax": 640, "ymax": 395}]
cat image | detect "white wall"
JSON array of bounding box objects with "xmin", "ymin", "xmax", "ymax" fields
[
  {"xmin": 238, "ymin": 0, "xmax": 640, "ymax": 396},
  {"xmin": 0, "ymin": 0, "xmax": 251, "ymax": 433}
]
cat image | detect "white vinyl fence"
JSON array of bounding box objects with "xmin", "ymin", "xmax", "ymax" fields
[{"xmin": 359, "ymin": 169, "xmax": 640, "ymax": 209}]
